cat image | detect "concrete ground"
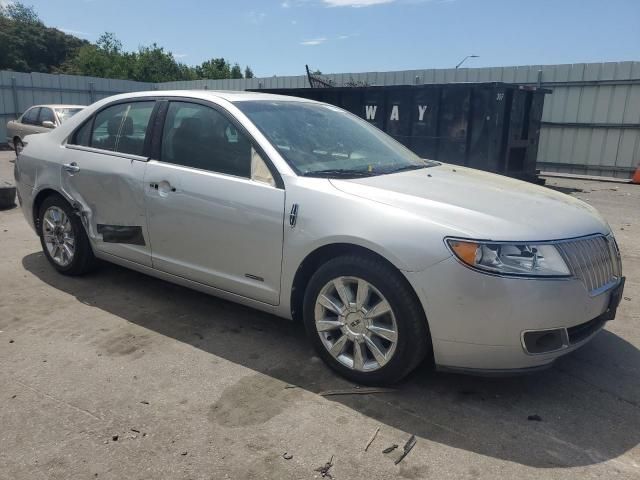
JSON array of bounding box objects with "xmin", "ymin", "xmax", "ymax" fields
[{"xmin": 0, "ymin": 148, "xmax": 638, "ymax": 480}]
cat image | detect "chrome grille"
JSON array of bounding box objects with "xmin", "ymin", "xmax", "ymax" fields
[{"xmin": 556, "ymin": 235, "xmax": 622, "ymax": 294}]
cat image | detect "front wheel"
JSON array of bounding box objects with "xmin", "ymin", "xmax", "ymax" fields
[{"xmin": 303, "ymin": 255, "xmax": 431, "ymax": 385}]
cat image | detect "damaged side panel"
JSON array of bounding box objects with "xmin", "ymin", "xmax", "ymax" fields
[{"xmin": 60, "ymin": 147, "xmax": 152, "ymax": 267}]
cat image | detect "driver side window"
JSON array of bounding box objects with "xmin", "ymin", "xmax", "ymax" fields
[{"xmin": 160, "ymin": 101, "xmax": 275, "ymax": 186}]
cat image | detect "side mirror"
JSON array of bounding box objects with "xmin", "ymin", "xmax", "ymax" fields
[{"xmin": 42, "ymin": 120, "xmax": 55, "ymax": 129}]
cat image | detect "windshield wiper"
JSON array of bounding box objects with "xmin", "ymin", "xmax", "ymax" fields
[
  {"xmin": 385, "ymin": 164, "xmax": 429, "ymax": 174},
  {"xmin": 302, "ymin": 168, "xmax": 376, "ymax": 178}
]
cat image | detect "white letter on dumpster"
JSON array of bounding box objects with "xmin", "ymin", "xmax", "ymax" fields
[
  {"xmin": 365, "ymin": 105, "xmax": 377, "ymax": 120},
  {"xmin": 390, "ymin": 105, "xmax": 399, "ymax": 121},
  {"xmin": 418, "ymin": 105, "xmax": 428, "ymax": 121}
]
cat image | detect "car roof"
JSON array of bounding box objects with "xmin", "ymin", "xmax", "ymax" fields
[{"xmin": 103, "ymin": 90, "xmax": 320, "ymax": 104}]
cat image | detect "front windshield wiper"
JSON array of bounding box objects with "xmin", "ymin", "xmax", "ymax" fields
[
  {"xmin": 302, "ymin": 168, "xmax": 377, "ymax": 179},
  {"xmin": 384, "ymin": 162, "xmax": 438, "ymax": 174}
]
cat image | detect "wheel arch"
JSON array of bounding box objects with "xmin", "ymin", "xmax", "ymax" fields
[
  {"xmin": 290, "ymin": 242, "xmax": 427, "ymax": 325},
  {"xmin": 32, "ymin": 188, "xmax": 72, "ymax": 234}
]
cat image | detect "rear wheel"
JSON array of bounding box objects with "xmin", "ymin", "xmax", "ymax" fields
[
  {"xmin": 38, "ymin": 194, "xmax": 96, "ymax": 275},
  {"xmin": 303, "ymin": 254, "xmax": 431, "ymax": 385},
  {"xmin": 13, "ymin": 138, "xmax": 23, "ymax": 156}
]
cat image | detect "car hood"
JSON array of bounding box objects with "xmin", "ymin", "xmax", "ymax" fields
[{"xmin": 329, "ymin": 164, "xmax": 610, "ymax": 241}]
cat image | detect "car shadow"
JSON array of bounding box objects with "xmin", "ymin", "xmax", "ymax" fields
[{"xmin": 22, "ymin": 252, "xmax": 640, "ymax": 469}]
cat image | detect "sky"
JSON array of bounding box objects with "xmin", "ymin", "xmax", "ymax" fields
[{"xmin": 18, "ymin": 0, "xmax": 640, "ymax": 77}]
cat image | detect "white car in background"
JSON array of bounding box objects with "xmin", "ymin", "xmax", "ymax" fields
[
  {"xmin": 6, "ymin": 104, "xmax": 85, "ymax": 155},
  {"xmin": 13, "ymin": 90, "xmax": 625, "ymax": 384}
]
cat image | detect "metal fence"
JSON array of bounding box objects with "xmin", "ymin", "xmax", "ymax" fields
[
  {"xmin": 2, "ymin": 62, "xmax": 639, "ymax": 179},
  {"xmin": 0, "ymin": 70, "xmax": 154, "ymax": 145}
]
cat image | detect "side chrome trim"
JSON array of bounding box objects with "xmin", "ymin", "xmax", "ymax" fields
[{"xmin": 289, "ymin": 203, "xmax": 299, "ymax": 228}]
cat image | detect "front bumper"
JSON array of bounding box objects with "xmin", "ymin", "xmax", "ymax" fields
[{"xmin": 405, "ymin": 256, "xmax": 622, "ymax": 372}]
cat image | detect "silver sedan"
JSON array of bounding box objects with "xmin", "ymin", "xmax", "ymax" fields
[{"xmin": 13, "ymin": 90, "xmax": 625, "ymax": 384}]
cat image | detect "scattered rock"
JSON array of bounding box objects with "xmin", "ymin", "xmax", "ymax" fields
[
  {"xmin": 131, "ymin": 428, "xmax": 140, "ymax": 433},
  {"xmin": 140, "ymin": 401, "xmax": 149, "ymax": 405},
  {"xmin": 282, "ymin": 452, "xmax": 293, "ymax": 460},
  {"xmin": 11, "ymin": 395, "xmax": 16, "ymax": 399},
  {"xmin": 314, "ymin": 455, "xmax": 334, "ymax": 478},
  {"xmin": 9, "ymin": 340, "xmax": 14, "ymax": 344},
  {"xmin": 382, "ymin": 444, "xmax": 398, "ymax": 454},
  {"xmin": 181, "ymin": 451, "xmax": 188, "ymax": 456},
  {"xmin": 527, "ymin": 415, "xmax": 542, "ymax": 422},
  {"xmin": 112, "ymin": 435, "xmax": 119, "ymax": 441}
]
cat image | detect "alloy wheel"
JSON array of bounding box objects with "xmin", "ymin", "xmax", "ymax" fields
[
  {"xmin": 42, "ymin": 206, "xmax": 76, "ymax": 267},
  {"xmin": 314, "ymin": 276, "xmax": 398, "ymax": 372}
]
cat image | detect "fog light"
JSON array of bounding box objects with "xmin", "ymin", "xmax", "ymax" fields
[{"xmin": 522, "ymin": 329, "xmax": 567, "ymax": 354}]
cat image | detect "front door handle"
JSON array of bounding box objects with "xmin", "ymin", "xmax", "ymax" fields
[{"xmin": 63, "ymin": 162, "xmax": 80, "ymax": 173}]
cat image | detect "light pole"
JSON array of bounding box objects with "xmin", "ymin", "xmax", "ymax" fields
[{"xmin": 455, "ymin": 55, "xmax": 479, "ymax": 69}]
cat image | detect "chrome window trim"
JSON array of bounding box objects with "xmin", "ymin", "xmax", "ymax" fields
[
  {"xmin": 146, "ymin": 159, "xmax": 281, "ymax": 190},
  {"xmin": 64, "ymin": 143, "xmax": 149, "ymax": 163}
]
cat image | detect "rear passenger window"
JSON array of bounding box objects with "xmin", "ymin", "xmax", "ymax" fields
[
  {"xmin": 161, "ymin": 102, "xmax": 251, "ymax": 177},
  {"xmin": 90, "ymin": 102, "xmax": 154, "ymax": 156},
  {"xmin": 22, "ymin": 107, "xmax": 40, "ymax": 125}
]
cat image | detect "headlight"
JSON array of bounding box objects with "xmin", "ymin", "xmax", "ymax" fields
[{"xmin": 446, "ymin": 239, "xmax": 570, "ymax": 277}]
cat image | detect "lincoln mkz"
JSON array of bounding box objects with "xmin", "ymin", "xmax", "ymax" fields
[{"xmin": 13, "ymin": 91, "xmax": 625, "ymax": 384}]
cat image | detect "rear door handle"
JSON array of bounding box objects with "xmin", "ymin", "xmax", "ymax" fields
[
  {"xmin": 150, "ymin": 181, "xmax": 177, "ymax": 195},
  {"xmin": 63, "ymin": 162, "xmax": 80, "ymax": 173}
]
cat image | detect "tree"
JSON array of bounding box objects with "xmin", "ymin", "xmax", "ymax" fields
[
  {"xmin": 197, "ymin": 58, "xmax": 231, "ymax": 80},
  {"xmin": 244, "ymin": 66, "xmax": 254, "ymax": 79},
  {"xmin": 230, "ymin": 63, "xmax": 242, "ymax": 79},
  {"xmin": 1, "ymin": 2, "xmax": 40, "ymax": 24},
  {"xmin": 0, "ymin": 3, "xmax": 255, "ymax": 83},
  {"xmin": 0, "ymin": 2, "xmax": 88, "ymax": 73},
  {"xmin": 62, "ymin": 33, "xmax": 131, "ymax": 79}
]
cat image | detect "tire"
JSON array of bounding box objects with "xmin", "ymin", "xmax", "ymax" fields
[
  {"xmin": 303, "ymin": 254, "xmax": 431, "ymax": 385},
  {"xmin": 38, "ymin": 194, "xmax": 96, "ymax": 275},
  {"xmin": 14, "ymin": 138, "xmax": 23, "ymax": 156}
]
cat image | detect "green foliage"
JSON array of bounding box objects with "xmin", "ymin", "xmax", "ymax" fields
[
  {"xmin": 0, "ymin": 2, "xmax": 255, "ymax": 82},
  {"xmin": 230, "ymin": 63, "xmax": 242, "ymax": 79},
  {"xmin": 0, "ymin": 2, "xmax": 88, "ymax": 73}
]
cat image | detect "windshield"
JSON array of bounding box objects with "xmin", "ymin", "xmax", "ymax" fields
[
  {"xmin": 56, "ymin": 108, "xmax": 83, "ymax": 123},
  {"xmin": 234, "ymin": 100, "xmax": 437, "ymax": 178}
]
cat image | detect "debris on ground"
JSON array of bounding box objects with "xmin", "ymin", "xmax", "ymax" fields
[
  {"xmin": 111, "ymin": 435, "xmax": 119, "ymax": 441},
  {"xmin": 140, "ymin": 401, "xmax": 149, "ymax": 405},
  {"xmin": 131, "ymin": 428, "xmax": 140, "ymax": 433},
  {"xmin": 382, "ymin": 444, "xmax": 398, "ymax": 454},
  {"xmin": 364, "ymin": 427, "xmax": 380, "ymax": 451},
  {"xmin": 394, "ymin": 435, "xmax": 416, "ymax": 465},
  {"xmin": 284, "ymin": 384, "xmax": 297, "ymax": 389},
  {"xmin": 318, "ymin": 387, "xmax": 396, "ymax": 397},
  {"xmin": 527, "ymin": 415, "xmax": 542, "ymax": 422},
  {"xmin": 314, "ymin": 455, "xmax": 334, "ymax": 478},
  {"xmin": 282, "ymin": 452, "xmax": 293, "ymax": 460},
  {"xmin": 181, "ymin": 451, "xmax": 188, "ymax": 456},
  {"xmin": 9, "ymin": 339, "xmax": 14, "ymax": 343},
  {"xmin": 624, "ymin": 297, "xmax": 631, "ymax": 301}
]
